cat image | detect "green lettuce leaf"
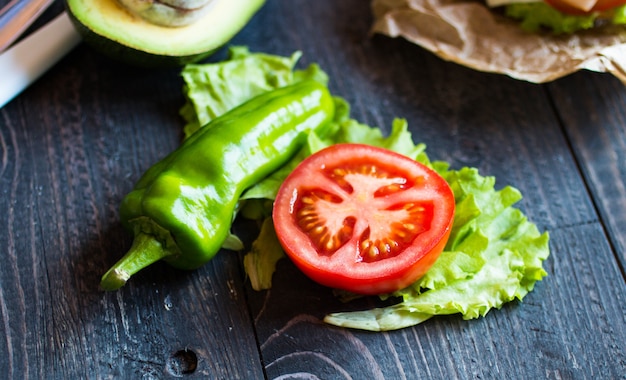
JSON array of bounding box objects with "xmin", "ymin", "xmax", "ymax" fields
[
  {"xmin": 613, "ymin": 4, "xmax": 626, "ymax": 24},
  {"xmin": 325, "ymin": 167, "xmax": 549, "ymax": 331},
  {"xmin": 180, "ymin": 46, "xmax": 328, "ymax": 137},
  {"xmin": 504, "ymin": 2, "xmax": 626, "ymax": 34},
  {"xmin": 179, "ymin": 48, "xmax": 550, "ymax": 332},
  {"xmin": 243, "ymin": 217, "xmax": 285, "ymax": 291}
]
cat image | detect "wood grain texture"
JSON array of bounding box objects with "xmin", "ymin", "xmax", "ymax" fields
[
  {"xmin": 238, "ymin": 1, "xmax": 626, "ymax": 378},
  {"xmin": 0, "ymin": 45, "xmax": 264, "ymax": 379},
  {"xmin": 548, "ymin": 73, "xmax": 626, "ymax": 267},
  {"xmin": 0, "ymin": 0, "xmax": 625, "ymax": 379}
]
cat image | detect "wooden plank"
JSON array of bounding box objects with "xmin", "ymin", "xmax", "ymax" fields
[
  {"xmin": 548, "ymin": 72, "xmax": 626, "ymax": 267},
  {"xmin": 0, "ymin": 44, "xmax": 264, "ymax": 378},
  {"xmin": 0, "ymin": 0, "xmax": 624, "ymax": 379},
  {"xmin": 238, "ymin": 0, "xmax": 626, "ymax": 378},
  {"xmin": 249, "ymin": 223, "xmax": 626, "ymax": 379}
]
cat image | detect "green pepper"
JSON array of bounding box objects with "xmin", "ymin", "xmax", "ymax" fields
[{"xmin": 100, "ymin": 80, "xmax": 335, "ymax": 290}]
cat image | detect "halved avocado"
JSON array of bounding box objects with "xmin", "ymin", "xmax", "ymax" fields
[{"xmin": 65, "ymin": 0, "xmax": 265, "ymax": 67}]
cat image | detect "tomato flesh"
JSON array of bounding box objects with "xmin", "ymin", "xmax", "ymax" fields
[{"xmin": 272, "ymin": 144, "xmax": 455, "ymax": 295}]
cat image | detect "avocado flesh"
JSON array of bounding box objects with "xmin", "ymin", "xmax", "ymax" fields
[{"xmin": 66, "ymin": 0, "xmax": 265, "ymax": 66}]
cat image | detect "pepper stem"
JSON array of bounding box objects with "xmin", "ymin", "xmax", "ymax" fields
[{"xmin": 100, "ymin": 232, "xmax": 170, "ymax": 291}]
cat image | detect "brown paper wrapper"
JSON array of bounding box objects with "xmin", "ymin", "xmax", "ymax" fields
[{"xmin": 371, "ymin": 0, "xmax": 626, "ymax": 83}]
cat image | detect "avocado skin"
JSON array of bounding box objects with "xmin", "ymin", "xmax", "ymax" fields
[
  {"xmin": 67, "ymin": 12, "xmax": 217, "ymax": 67},
  {"xmin": 64, "ymin": 0, "xmax": 264, "ymax": 67}
]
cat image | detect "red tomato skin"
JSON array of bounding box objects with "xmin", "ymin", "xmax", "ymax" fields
[
  {"xmin": 290, "ymin": 225, "xmax": 453, "ymax": 295},
  {"xmin": 273, "ymin": 144, "xmax": 455, "ymax": 295},
  {"xmin": 544, "ymin": 0, "xmax": 626, "ymax": 14}
]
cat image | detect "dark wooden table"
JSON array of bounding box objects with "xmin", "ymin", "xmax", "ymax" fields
[{"xmin": 1, "ymin": 0, "xmax": 625, "ymax": 378}]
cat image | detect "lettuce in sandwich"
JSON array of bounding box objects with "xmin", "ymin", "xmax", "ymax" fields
[{"xmin": 489, "ymin": 0, "xmax": 626, "ymax": 33}]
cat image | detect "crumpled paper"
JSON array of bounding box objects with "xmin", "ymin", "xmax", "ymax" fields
[{"xmin": 371, "ymin": 0, "xmax": 626, "ymax": 83}]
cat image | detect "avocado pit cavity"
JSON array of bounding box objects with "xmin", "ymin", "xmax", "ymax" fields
[{"xmin": 117, "ymin": 0, "xmax": 216, "ymax": 27}]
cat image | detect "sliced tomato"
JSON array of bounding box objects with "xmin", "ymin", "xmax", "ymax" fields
[
  {"xmin": 272, "ymin": 144, "xmax": 455, "ymax": 295},
  {"xmin": 544, "ymin": 0, "xmax": 626, "ymax": 14}
]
